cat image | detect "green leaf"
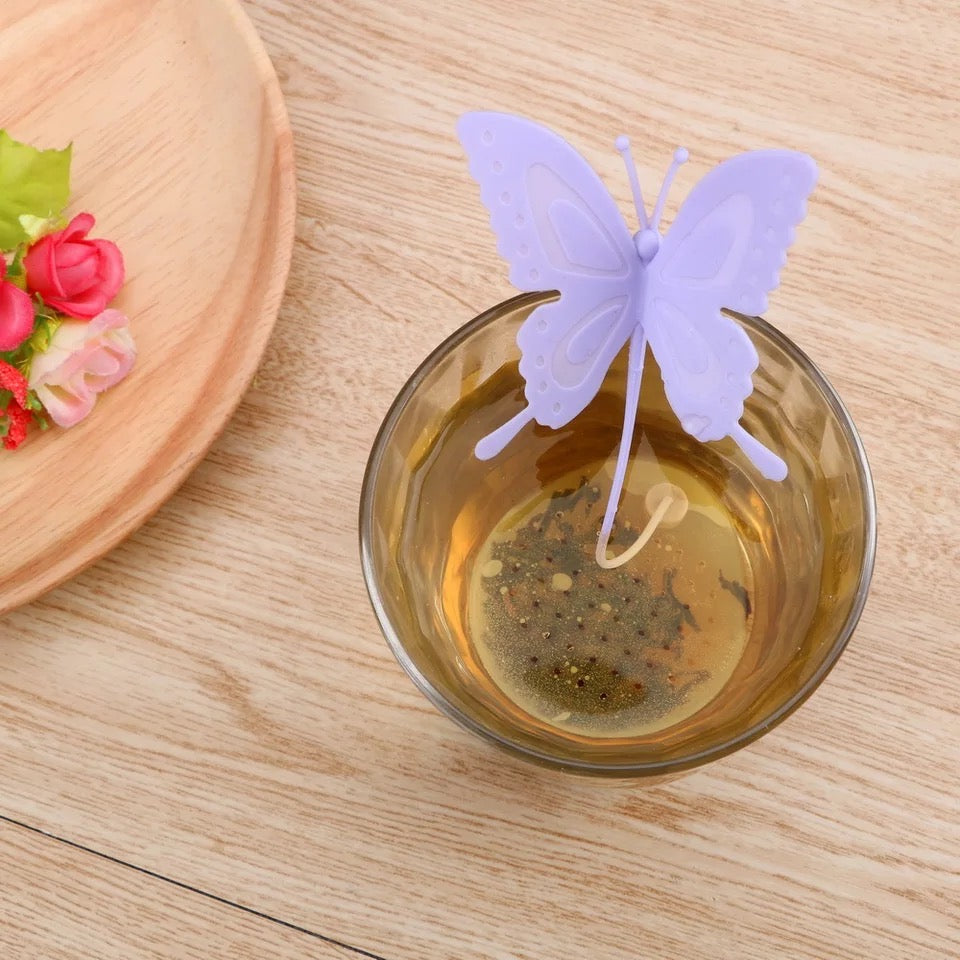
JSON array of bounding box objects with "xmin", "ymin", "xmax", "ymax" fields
[
  {"xmin": 19, "ymin": 214, "xmax": 62, "ymax": 243},
  {"xmin": 0, "ymin": 131, "xmax": 71, "ymax": 250},
  {"xmin": 26, "ymin": 314, "xmax": 60, "ymax": 355},
  {"xmin": 6, "ymin": 245, "xmax": 25, "ymax": 280}
]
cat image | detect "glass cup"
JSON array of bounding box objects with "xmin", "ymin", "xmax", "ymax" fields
[{"xmin": 360, "ymin": 291, "xmax": 876, "ymax": 778}]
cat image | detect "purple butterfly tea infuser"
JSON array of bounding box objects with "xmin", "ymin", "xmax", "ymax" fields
[
  {"xmin": 460, "ymin": 112, "xmax": 817, "ymax": 569},
  {"xmin": 358, "ymin": 112, "xmax": 875, "ymax": 771}
]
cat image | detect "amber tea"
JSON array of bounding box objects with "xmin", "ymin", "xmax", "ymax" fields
[
  {"xmin": 432, "ymin": 366, "xmax": 784, "ymax": 744},
  {"xmin": 468, "ymin": 463, "xmax": 758, "ymax": 739}
]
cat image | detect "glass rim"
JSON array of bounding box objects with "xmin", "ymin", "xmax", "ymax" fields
[{"xmin": 359, "ymin": 291, "xmax": 878, "ymax": 776}]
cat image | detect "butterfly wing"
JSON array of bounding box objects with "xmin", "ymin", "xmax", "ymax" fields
[
  {"xmin": 458, "ymin": 112, "xmax": 641, "ymax": 457},
  {"xmin": 644, "ymin": 150, "xmax": 818, "ymax": 478}
]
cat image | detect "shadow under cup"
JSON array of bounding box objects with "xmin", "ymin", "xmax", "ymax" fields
[{"xmin": 360, "ymin": 292, "xmax": 876, "ymax": 777}]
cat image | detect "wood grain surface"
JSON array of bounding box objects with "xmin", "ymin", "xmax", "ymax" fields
[
  {"xmin": 0, "ymin": 819, "xmax": 353, "ymax": 959},
  {"xmin": 2, "ymin": 0, "xmax": 958, "ymax": 958},
  {"xmin": 0, "ymin": 0, "xmax": 295, "ymax": 614}
]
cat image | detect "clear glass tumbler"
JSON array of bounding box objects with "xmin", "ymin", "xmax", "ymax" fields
[{"xmin": 360, "ymin": 292, "xmax": 876, "ymax": 778}]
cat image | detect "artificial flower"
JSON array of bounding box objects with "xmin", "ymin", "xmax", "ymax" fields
[
  {"xmin": 0, "ymin": 259, "xmax": 35, "ymax": 351},
  {"xmin": 0, "ymin": 359, "xmax": 32, "ymax": 450},
  {"xmin": 29, "ymin": 308, "xmax": 135, "ymax": 428},
  {"xmin": 24, "ymin": 213, "xmax": 124, "ymax": 319}
]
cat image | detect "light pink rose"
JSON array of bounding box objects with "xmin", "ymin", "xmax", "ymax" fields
[{"xmin": 29, "ymin": 309, "xmax": 136, "ymax": 428}]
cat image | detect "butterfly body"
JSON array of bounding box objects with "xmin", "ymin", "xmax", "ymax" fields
[{"xmin": 633, "ymin": 227, "xmax": 661, "ymax": 263}]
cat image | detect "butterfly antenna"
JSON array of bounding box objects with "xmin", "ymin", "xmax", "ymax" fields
[
  {"xmin": 650, "ymin": 147, "xmax": 689, "ymax": 232},
  {"xmin": 615, "ymin": 135, "xmax": 649, "ymax": 230}
]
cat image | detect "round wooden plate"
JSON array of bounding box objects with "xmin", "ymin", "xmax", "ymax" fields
[{"xmin": 0, "ymin": 0, "xmax": 296, "ymax": 615}]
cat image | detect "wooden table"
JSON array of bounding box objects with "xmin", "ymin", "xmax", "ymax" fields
[{"xmin": 2, "ymin": 0, "xmax": 957, "ymax": 957}]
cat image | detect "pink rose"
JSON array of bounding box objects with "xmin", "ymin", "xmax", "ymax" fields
[
  {"xmin": 29, "ymin": 309, "xmax": 136, "ymax": 428},
  {"xmin": 24, "ymin": 213, "xmax": 125, "ymax": 319},
  {"xmin": 0, "ymin": 260, "xmax": 35, "ymax": 351}
]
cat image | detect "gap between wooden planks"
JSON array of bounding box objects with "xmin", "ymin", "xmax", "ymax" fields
[{"xmin": 0, "ymin": 816, "xmax": 374, "ymax": 960}]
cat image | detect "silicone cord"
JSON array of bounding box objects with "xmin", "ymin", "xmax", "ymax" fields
[
  {"xmin": 594, "ymin": 325, "xmax": 673, "ymax": 569},
  {"xmin": 597, "ymin": 493, "xmax": 674, "ymax": 569}
]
